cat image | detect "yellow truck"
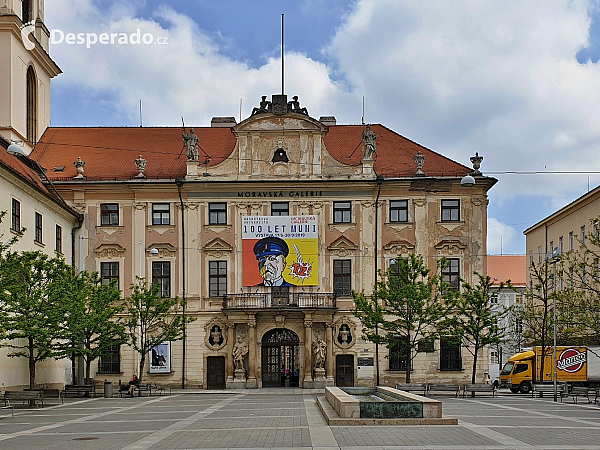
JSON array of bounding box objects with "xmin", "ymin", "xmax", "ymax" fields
[{"xmin": 500, "ymin": 346, "xmax": 600, "ymax": 394}]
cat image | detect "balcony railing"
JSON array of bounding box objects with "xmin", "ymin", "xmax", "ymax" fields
[{"xmin": 222, "ymin": 292, "xmax": 336, "ymax": 309}]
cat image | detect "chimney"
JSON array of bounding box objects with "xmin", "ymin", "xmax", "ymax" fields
[
  {"xmin": 319, "ymin": 116, "xmax": 336, "ymax": 126},
  {"xmin": 211, "ymin": 117, "xmax": 237, "ymax": 128}
]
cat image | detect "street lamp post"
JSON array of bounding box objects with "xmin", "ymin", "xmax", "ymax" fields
[{"xmin": 546, "ymin": 247, "xmax": 561, "ymax": 402}]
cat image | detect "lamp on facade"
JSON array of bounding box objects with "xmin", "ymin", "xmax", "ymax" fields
[
  {"xmin": 460, "ymin": 174, "xmax": 475, "ymax": 187},
  {"xmin": 7, "ymin": 140, "xmax": 25, "ymax": 157},
  {"xmin": 150, "ymin": 248, "xmax": 159, "ymax": 255}
]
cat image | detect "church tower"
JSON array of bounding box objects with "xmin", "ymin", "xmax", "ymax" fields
[{"xmin": 0, "ymin": 0, "xmax": 61, "ymax": 154}]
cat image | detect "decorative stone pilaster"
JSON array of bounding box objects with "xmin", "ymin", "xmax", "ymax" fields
[
  {"xmin": 325, "ymin": 322, "xmax": 334, "ymax": 383},
  {"xmin": 303, "ymin": 317, "xmax": 313, "ymax": 385},
  {"xmin": 226, "ymin": 323, "xmax": 235, "ymax": 382},
  {"xmin": 247, "ymin": 316, "xmax": 258, "ymax": 388}
]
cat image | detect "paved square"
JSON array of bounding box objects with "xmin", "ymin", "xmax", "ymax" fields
[{"xmin": 0, "ymin": 389, "xmax": 599, "ymax": 449}]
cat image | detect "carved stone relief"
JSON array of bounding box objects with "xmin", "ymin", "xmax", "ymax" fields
[
  {"xmin": 328, "ymin": 236, "xmax": 358, "ymax": 258},
  {"xmin": 333, "ymin": 316, "xmax": 356, "ymax": 349},
  {"xmin": 204, "ymin": 317, "xmax": 227, "ymax": 351}
]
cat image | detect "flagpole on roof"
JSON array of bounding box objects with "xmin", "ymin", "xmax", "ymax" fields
[{"xmin": 281, "ymin": 13, "xmax": 284, "ymax": 95}]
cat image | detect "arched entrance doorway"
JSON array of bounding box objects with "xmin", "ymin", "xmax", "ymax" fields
[{"xmin": 261, "ymin": 328, "xmax": 300, "ymax": 387}]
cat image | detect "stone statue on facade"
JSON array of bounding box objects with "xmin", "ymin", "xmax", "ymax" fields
[
  {"xmin": 232, "ymin": 336, "xmax": 248, "ymax": 370},
  {"xmin": 287, "ymin": 96, "xmax": 308, "ymax": 115},
  {"xmin": 182, "ymin": 128, "xmax": 199, "ymax": 161},
  {"xmin": 251, "ymin": 95, "xmax": 273, "ymax": 115},
  {"xmin": 312, "ymin": 337, "xmax": 326, "ymax": 370},
  {"xmin": 210, "ymin": 325, "xmax": 223, "ymax": 346},
  {"xmin": 362, "ymin": 125, "xmax": 377, "ymax": 161}
]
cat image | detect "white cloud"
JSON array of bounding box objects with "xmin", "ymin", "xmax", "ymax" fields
[
  {"xmin": 46, "ymin": 0, "xmax": 600, "ymax": 206},
  {"xmin": 487, "ymin": 218, "xmax": 518, "ymax": 255}
]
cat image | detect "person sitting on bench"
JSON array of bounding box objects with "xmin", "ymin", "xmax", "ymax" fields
[{"xmin": 127, "ymin": 375, "xmax": 139, "ymax": 397}]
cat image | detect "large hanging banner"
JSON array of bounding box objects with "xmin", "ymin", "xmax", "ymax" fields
[
  {"xmin": 149, "ymin": 342, "xmax": 171, "ymax": 373},
  {"xmin": 242, "ymin": 215, "xmax": 318, "ymax": 286}
]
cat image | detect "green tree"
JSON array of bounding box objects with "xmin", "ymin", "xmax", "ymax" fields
[
  {"xmin": 0, "ymin": 251, "xmax": 71, "ymax": 389},
  {"xmin": 353, "ymin": 254, "xmax": 455, "ymax": 383},
  {"xmin": 125, "ymin": 277, "xmax": 193, "ymax": 382},
  {"xmin": 446, "ymin": 273, "xmax": 507, "ymax": 385},
  {"xmin": 53, "ymin": 271, "xmax": 126, "ymax": 384}
]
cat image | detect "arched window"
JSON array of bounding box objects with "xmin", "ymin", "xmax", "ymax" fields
[
  {"xmin": 26, "ymin": 66, "xmax": 37, "ymax": 144},
  {"xmin": 22, "ymin": 0, "xmax": 31, "ymax": 24}
]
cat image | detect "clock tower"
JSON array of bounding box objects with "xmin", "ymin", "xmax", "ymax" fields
[{"xmin": 0, "ymin": 0, "xmax": 60, "ymax": 153}]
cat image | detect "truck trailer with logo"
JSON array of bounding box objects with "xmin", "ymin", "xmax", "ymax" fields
[{"xmin": 499, "ymin": 346, "xmax": 600, "ymax": 394}]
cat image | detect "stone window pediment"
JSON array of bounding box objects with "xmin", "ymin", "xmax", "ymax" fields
[
  {"xmin": 95, "ymin": 244, "xmax": 126, "ymax": 259},
  {"xmin": 146, "ymin": 243, "xmax": 177, "ymax": 258},
  {"xmin": 435, "ymin": 238, "xmax": 467, "ymax": 255},
  {"xmin": 383, "ymin": 240, "xmax": 415, "ymax": 255},
  {"xmin": 203, "ymin": 238, "xmax": 233, "ymax": 258},
  {"xmin": 327, "ymin": 236, "xmax": 358, "ymax": 257}
]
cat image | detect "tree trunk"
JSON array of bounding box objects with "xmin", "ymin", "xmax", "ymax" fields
[
  {"xmin": 28, "ymin": 338, "xmax": 36, "ymax": 390},
  {"xmin": 71, "ymin": 353, "xmax": 76, "ymax": 385},
  {"xmin": 472, "ymin": 341, "xmax": 479, "ymax": 385},
  {"xmin": 139, "ymin": 352, "xmax": 145, "ymax": 383},
  {"xmin": 85, "ymin": 358, "xmax": 92, "ymax": 385}
]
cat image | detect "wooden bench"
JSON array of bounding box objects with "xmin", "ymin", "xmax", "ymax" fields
[
  {"xmin": 563, "ymin": 386, "xmax": 592, "ymax": 404},
  {"xmin": 531, "ymin": 384, "xmax": 565, "ymax": 398},
  {"xmin": 134, "ymin": 384, "xmax": 151, "ymax": 397},
  {"xmin": 463, "ymin": 384, "xmax": 497, "ymax": 397},
  {"xmin": 152, "ymin": 383, "xmax": 171, "ymax": 396},
  {"xmin": 42, "ymin": 389, "xmax": 64, "ymax": 405},
  {"xmin": 395, "ymin": 383, "xmax": 428, "ymax": 396},
  {"xmin": 63, "ymin": 385, "xmax": 96, "ymax": 398},
  {"xmin": 427, "ymin": 384, "xmax": 460, "ymax": 397},
  {"xmin": 2, "ymin": 391, "xmax": 44, "ymax": 408}
]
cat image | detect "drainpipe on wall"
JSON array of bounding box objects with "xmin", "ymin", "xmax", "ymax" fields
[
  {"xmin": 176, "ymin": 179, "xmax": 186, "ymax": 390},
  {"xmin": 374, "ymin": 175, "xmax": 384, "ymax": 386}
]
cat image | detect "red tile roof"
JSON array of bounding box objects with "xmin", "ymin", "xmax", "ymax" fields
[
  {"xmin": 324, "ymin": 125, "xmax": 469, "ymax": 177},
  {"xmin": 0, "ymin": 143, "xmax": 52, "ymax": 195},
  {"xmin": 486, "ymin": 255, "xmax": 527, "ymax": 287},
  {"xmin": 32, "ymin": 127, "xmax": 236, "ymax": 181},
  {"xmin": 31, "ymin": 124, "xmax": 470, "ymax": 181}
]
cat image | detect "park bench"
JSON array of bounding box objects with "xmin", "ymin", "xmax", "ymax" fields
[
  {"xmin": 463, "ymin": 384, "xmax": 497, "ymax": 397},
  {"xmin": 152, "ymin": 383, "xmax": 171, "ymax": 396},
  {"xmin": 134, "ymin": 384, "xmax": 151, "ymax": 397},
  {"xmin": 563, "ymin": 386, "xmax": 592, "ymax": 404},
  {"xmin": 395, "ymin": 383, "xmax": 428, "ymax": 396},
  {"xmin": 531, "ymin": 384, "xmax": 565, "ymax": 399},
  {"xmin": 2, "ymin": 391, "xmax": 44, "ymax": 408},
  {"xmin": 63, "ymin": 385, "xmax": 96, "ymax": 398},
  {"xmin": 427, "ymin": 384, "xmax": 460, "ymax": 397},
  {"xmin": 41, "ymin": 389, "xmax": 63, "ymax": 405}
]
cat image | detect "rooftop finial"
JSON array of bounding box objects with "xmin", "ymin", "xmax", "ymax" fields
[
  {"xmin": 73, "ymin": 157, "xmax": 86, "ymax": 179},
  {"xmin": 470, "ymin": 152, "xmax": 483, "ymax": 175},
  {"xmin": 135, "ymin": 155, "xmax": 147, "ymax": 178},
  {"xmin": 414, "ymin": 151, "xmax": 426, "ymax": 176}
]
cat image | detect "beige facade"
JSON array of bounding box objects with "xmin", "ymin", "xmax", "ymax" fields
[{"xmin": 31, "ymin": 107, "xmax": 496, "ymax": 389}]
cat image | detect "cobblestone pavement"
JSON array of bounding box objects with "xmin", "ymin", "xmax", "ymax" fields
[{"xmin": 0, "ymin": 389, "xmax": 599, "ymax": 449}]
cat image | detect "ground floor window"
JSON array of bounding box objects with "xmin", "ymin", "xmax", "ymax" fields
[
  {"xmin": 389, "ymin": 337, "xmax": 410, "ymax": 371},
  {"xmin": 98, "ymin": 345, "xmax": 120, "ymax": 374},
  {"xmin": 440, "ymin": 337, "xmax": 462, "ymax": 371}
]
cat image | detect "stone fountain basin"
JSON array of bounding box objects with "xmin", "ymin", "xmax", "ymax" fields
[{"xmin": 318, "ymin": 386, "xmax": 457, "ymax": 425}]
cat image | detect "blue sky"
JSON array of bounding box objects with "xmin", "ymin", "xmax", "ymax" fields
[{"xmin": 45, "ymin": 0, "xmax": 600, "ymax": 256}]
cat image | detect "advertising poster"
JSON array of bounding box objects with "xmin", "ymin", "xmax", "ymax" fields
[
  {"xmin": 242, "ymin": 215, "xmax": 318, "ymax": 286},
  {"xmin": 149, "ymin": 342, "xmax": 171, "ymax": 373}
]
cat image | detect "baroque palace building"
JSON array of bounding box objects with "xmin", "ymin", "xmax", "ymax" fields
[
  {"xmin": 30, "ymin": 95, "xmax": 497, "ymax": 389},
  {"xmin": 2, "ymin": 0, "xmax": 498, "ymax": 390}
]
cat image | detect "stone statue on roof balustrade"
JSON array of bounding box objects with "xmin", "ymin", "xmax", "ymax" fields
[
  {"xmin": 362, "ymin": 124, "xmax": 377, "ymax": 161},
  {"xmin": 182, "ymin": 128, "xmax": 199, "ymax": 162}
]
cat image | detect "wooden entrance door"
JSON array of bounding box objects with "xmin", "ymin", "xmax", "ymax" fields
[
  {"xmin": 336, "ymin": 354, "xmax": 354, "ymax": 387},
  {"xmin": 262, "ymin": 345, "xmax": 281, "ymax": 387},
  {"xmin": 207, "ymin": 356, "xmax": 225, "ymax": 389}
]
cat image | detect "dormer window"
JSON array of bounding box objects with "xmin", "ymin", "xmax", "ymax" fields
[{"xmin": 272, "ymin": 148, "xmax": 289, "ymax": 163}]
